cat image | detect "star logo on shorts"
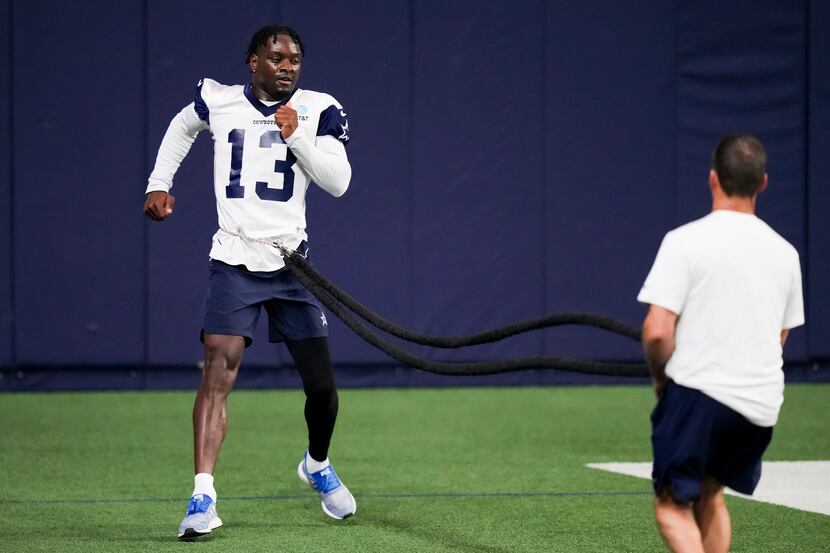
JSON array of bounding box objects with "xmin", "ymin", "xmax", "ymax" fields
[{"xmin": 320, "ymin": 313, "xmax": 328, "ymax": 326}]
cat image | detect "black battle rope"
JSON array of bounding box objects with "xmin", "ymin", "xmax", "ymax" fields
[
  {"xmin": 279, "ymin": 250, "xmax": 649, "ymax": 377},
  {"xmin": 281, "ymin": 250, "xmax": 643, "ymax": 345}
]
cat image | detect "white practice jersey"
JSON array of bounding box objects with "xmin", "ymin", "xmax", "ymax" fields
[{"xmin": 147, "ymin": 78, "xmax": 351, "ymax": 271}]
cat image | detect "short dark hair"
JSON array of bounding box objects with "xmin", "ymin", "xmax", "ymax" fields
[
  {"xmin": 711, "ymin": 134, "xmax": 767, "ymax": 197},
  {"xmin": 245, "ymin": 25, "xmax": 305, "ymax": 64}
]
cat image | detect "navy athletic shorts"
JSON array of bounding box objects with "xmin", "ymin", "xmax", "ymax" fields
[
  {"xmin": 651, "ymin": 381, "xmax": 773, "ymax": 503},
  {"xmin": 202, "ymin": 257, "xmax": 329, "ymax": 347}
]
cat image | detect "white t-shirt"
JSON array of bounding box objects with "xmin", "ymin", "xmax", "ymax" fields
[
  {"xmin": 638, "ymin": 210, "xmax": 804, "ymax": 427},
  {"xmin": 146, "ymin": 79, "xmax": 352, "ymax": 271}
]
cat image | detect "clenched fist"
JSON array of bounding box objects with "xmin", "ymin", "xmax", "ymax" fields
[
  {"xmin": 143, "ymin": 191, "xmax": 176, "ymax": 221},
  {"xmin": 275, "ymin": 101, "xmax": 298, "ymax": 139}
]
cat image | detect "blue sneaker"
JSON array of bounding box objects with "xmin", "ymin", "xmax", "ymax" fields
[
  {"xmin": 297, "ymin": 452, "xmax": 356, "ymax": 520},
  {"xmin": 177, "ymin": 494, "xmax": 223, "ymax": 540}
]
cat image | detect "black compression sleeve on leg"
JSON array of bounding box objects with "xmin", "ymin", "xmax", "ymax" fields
[{"xmin": 286, "ymin": 337, "xmax": 339, "ymax": 462}]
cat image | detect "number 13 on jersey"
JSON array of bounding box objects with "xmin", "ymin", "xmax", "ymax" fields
[{"xmin": 225, "ymin": 129, "xmax": 297, "ymax": 202}]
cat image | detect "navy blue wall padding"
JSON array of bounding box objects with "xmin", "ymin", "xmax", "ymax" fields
[
  {"xmin": 676, "ymin": 0, "xmax": 808, "ymax": 361},
  {"xmin": 0, "ymin": 0, "xmax": 11, "ymax": 366},
  {"xmin": 808, "ymin": 0, "xmax": 830, "ymax": 358},
  {"xmin": 545, "ymin": 1, "xmax": 675, "ymax": 361},
  {"xmin": 1, "ymin": 1, "xmax": 825, "ymax": 373},
  {"xmin": 12, "ymin": 2, "xmax": 146, "ymax": 364},
  {"xmin": 407, "ymin": 1, "xmax": 546, "ymax": 362}
]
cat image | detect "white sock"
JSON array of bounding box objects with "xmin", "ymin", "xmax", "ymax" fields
[
  {"xmin": 306, "ymin": 453, "xmax": 330, "ymax": 473},
  {"xmin": 193, "ymin": 473, "xmax": 217, "ymax": 501}
]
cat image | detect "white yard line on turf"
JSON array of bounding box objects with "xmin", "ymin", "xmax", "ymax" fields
[{"xmin": 586, "ymin": 461, "xmax": 830, "ymax": 516}]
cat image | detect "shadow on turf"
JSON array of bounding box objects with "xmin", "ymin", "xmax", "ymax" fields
[{"xmin": 367, "ymin": 512, "xmax": 513, "ymax": 553}]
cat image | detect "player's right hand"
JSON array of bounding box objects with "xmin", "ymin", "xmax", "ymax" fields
[{"xmin": 143, "ymin": 191, "xmax": 175, "ymax": 221}]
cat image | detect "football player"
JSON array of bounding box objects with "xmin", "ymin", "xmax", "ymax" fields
[{"xmin": 144, "ymin": 25, "xmax": 356, "ymax": 539}]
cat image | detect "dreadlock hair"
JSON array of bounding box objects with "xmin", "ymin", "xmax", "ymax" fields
[
  {"xmin": 245, "ymin": 25, "xmax": 305, "ymax": 64},
  {"xmin": 712, "ymin": 134, "xmax": 767, "ymax": 197}
]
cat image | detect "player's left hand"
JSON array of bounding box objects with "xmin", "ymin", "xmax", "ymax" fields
[{"xmin": 275, "ymin": 102, "xmax": 298, "ymax": 139}]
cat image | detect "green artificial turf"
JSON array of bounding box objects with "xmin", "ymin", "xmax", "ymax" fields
[{"xmin": 0, "ymin": 384, "xmax": 827, "ymax": 552}]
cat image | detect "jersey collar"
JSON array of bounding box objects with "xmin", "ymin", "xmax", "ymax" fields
[{"xmin": 244, "ymin": 84, "xmax": 297, "ymax": 117}]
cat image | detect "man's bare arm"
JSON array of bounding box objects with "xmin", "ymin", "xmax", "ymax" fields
[{"xmin": 642, "ymin": 305, "xmax": 679, "ymax": 397}]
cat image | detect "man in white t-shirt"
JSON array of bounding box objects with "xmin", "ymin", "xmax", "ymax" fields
[{"xmin": 638, "ymin": 134, "xmax": 804, "ymax": 553}]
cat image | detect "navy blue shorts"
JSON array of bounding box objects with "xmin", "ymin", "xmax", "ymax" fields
[
  {"xmin": 651, "ymin": 381, "xmax": 772, "ymax": 503},
  {"xmin": 202, "ymin": 259, "xmax": 329, "ymax": 347}
]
